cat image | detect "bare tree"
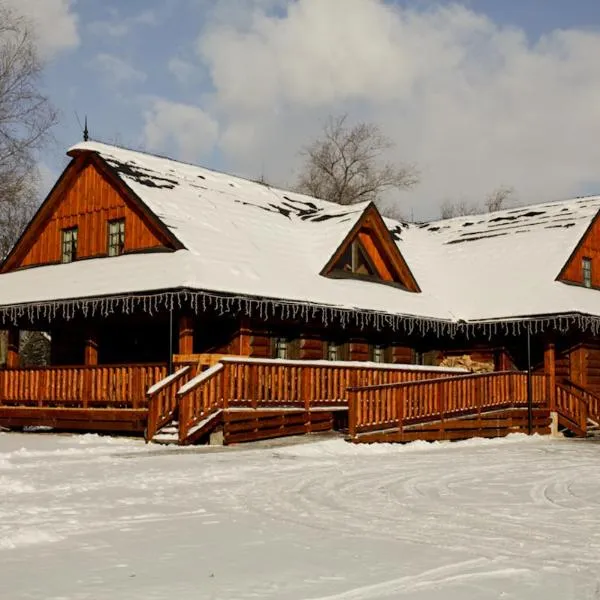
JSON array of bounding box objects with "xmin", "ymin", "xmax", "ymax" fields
[
  {"xmin": 485, "ymin": 185, "xmax": 514, "ymax": 213},
  {"xmin": 296, "ymin": 115, "xmax": 418, "ymax": 208},
  {"xmin": 0, "ymin": 5, "xmax": 57, "ymax": 260},
  {"xmin": 440, "ymin": 199, "xmax": 479, "ymax": 219},
  {"xmin": 440, "ymin": 186, "xmax": 516, "ymax": 219}
]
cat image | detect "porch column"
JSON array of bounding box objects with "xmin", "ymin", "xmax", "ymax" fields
[
  {"xmin": 178, "ymin": 314, "xmax": 195, "ymax": 355},
  {"xmin": 238, "ymin": 317, "xmax": 252, "ymax": 356},
  {"xmin": 544, "ymin": 342, "xmax": 556, "ymax": 411},
  {"xmin": 7, "ymin": 327, "xmax": 19, "ymax": 369},
  {"xmin": 84, "ymin": 328, "xmax": 99, "ymax": 366}
]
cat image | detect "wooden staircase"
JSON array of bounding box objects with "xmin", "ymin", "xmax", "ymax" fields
[{"xmin": 145, "ymin": 358, "xmax": 463, "ymax": 446}]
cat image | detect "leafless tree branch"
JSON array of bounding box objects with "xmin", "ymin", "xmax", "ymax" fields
[
  {"xmin": 0, "ymin": 4, "xmax": 57, "ymax": 260},
  {"xmin": 296, "ymin": 115, "xmax": 418, "ymax": 211}
]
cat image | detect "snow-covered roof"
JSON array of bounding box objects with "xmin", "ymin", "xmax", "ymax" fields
[{"xmin": 1, "ymin": 140, "xmax": 599, "ymax": 328}]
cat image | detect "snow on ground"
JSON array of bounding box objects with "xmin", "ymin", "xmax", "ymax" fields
[{"xmin": 1, "ymin": 432, "xmax": 600, "ymax": 599}]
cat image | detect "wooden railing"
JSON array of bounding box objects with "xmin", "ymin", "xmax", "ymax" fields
[
  {"xmin": 145, "ymin": 366, "xmax": 193, "ymax": 441},
  {"xmin": 0, "ymin": 363, "xmax": 167, "ymax": 409},
  {"xmin": 175, "ymin": 357, "xmax": 465, "ymax": 443},
  {"xmin": 347, "ymin": 371, "xmax": 547, "ymax": 437},
  {"xmin": 561, "ymin": 379, "xmax": 600, "ymax": 423},
  {"xmin": 178, "ymin": 363, "xmax": 225, "ymax": 443},
  {"xmin": 556, "ymin": 383, "xmax": 588, "ymax": 436}
]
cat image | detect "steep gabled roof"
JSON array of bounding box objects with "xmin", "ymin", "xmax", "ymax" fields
[
  {"xmin": 396, "ymin": 196, "xmax": 600, "ymax": 321},
  {"xmin": 2, "ymin": 140, "xmax": 600, "ymax": 328}
]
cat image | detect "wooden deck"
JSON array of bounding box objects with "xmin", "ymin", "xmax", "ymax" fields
[{"xmin": 1, "ymin": 358, "xmax": 598, "ymax": 444}]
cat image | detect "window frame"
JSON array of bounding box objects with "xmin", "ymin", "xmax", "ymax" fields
[
  {"xmin": 107, "ymin": 218, "xmax": 126, "ymax": 257},
  {"xmin": 61, "ymin": 226, "xmax": 78, "ymax": 264},
  {"xmin": 325, "ymin": 341, "xmax": 349, "ymax": 362},
  {"xmin": 583, "ymin": 256, "xmax": 592, "ymax": 288},
  {"xmin": 369, "ymin": 344, "xmax": 389, "ymax": 364}
]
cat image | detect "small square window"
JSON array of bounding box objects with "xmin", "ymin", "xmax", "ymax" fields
[
  {"xmin": 61, "ymin": 227, "xmax": 78, "ymax": 263},
  {"xmin": 108, "ymin": 219, "xmax": 125, "ymax": 257},
  {"xmin": 583, "ymin": 257, "xmax": 592, "ymax": 288},
  {"xmin": 326, "ymin": 341, "xmax": 348, "ymax": 361},
  {"xmin": 272, "ymin": 337, "xmax": 288, "ymax": 360},
  {"xmin": 370, "ymin": 344, "xmax": 387, "ymax": 363}
]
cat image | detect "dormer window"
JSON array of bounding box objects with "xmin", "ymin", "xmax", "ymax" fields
[
  {"xmin": 61, "ymin": 227, "xmax": 78, "ymax": 263},
  {"xmin": 332, "ymin": 239, "xmax": 377, "ymax": 277},
  {"xmin": 108, "ymin": 219, "xmax": 125, "ymax": 257}
]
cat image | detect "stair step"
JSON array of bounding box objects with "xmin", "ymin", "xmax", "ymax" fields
[{"xmin": 151, "ymin": 433, "xmax": 179, "ymax": 445}]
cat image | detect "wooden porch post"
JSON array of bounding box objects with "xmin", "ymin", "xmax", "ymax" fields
[
  {"xmin": 84, "ymin": 328, "xmax": 99, "ymax": 366},
  {"xmin": 178, "ymin": 314, "xmax": 195, "ymax": 355},
  {"xmin": 7, "ymin": 327, "xmax": 19, "ymax": 369},
  {"xmin": 544, "ymin": 342, "xmax": 556, "ymax": 411},
  {"xmin": 239, "ymin": 317, "xmax": 251, "ymax": 356}
]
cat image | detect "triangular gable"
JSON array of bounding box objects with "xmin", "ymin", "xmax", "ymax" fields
[
  {"xmin": 556, "ymin": 209, "xmax": 600, "ymax": 288},
  {"xmin": 321, "ymin": 203, "xmax": 421, "ymax": 292},
  {"xmin": 1, "ymin": 151, "xmax": 183, "ymax": 273}
]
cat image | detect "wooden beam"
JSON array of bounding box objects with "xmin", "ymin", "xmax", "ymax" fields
[
  {"xmin": 6, "ymin": 327, "xmax": 19, "ymax": 369},
  {"xmin": 238, "ymin": 318, "xmax": 252, "ymax": 356},
  {"xmin": 544, "ymin": 342, "xmax": 556, "ymax": 411},
  {"xmin": 178, "ymin": 314, "xmax": 195, "ymax": 355},
  {"xmin": 84, "ymin": 328, "xmax": 99, "ymax": 366}
]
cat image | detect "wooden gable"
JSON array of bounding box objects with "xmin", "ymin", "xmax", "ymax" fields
[
  {"xmin": 1, "ymin": 152, "xmax": 182, "ymax": 273},
  {"xmin": 321, "ymin": 204, "xmax": 421, "ymax": 292},
  {"xmin": 557, "ymin": 210, "xmax": 600, "ymax": 289}
]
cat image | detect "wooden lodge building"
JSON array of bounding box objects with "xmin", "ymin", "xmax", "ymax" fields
[{"xmin": 1, "ymin": 141, "xmax": 600, "ymax": 444}]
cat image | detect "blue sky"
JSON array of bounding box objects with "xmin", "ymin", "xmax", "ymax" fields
[{"xmin": 11, "ymin": 0, "xmax": 600, "ymax": 219}]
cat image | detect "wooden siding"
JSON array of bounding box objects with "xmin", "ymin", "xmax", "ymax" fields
[
  {"xmin": 321, "ymin": 204, "xmax": 421, "ymax": 292},
  {"xmin": 585, "ymin": 344, "xmax": 600, "ymax": 396},
  {"xmin": 558, "ymin": 213, "xmax": 600, "ymax": 287},
  {"xmin": 11, "ymin": 161, "xmax": 167, "ymax": 270}
]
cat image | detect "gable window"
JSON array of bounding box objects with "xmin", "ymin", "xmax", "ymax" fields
[
  {"xmin": 325, "ymin": 341, "xmax": 348, "ymax": 362},
  {"xmin": 583, "ymin": 257, "xmax": 592, "ymax": 288},
  {"xmin": 61, "ymin": 227, "xmax": 78, "ymax": 263},
  {"xmin": 108, "ymin": 219, "xmax": 126, "ymax": 257},
  {"xmin": 332, "ymin": 239, "xmax": 377, "ymax": 277}
]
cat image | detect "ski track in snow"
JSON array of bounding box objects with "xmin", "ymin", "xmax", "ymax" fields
[{"xmin": 1, "ymin": 432, "xmax": 600, "ymax": 599}]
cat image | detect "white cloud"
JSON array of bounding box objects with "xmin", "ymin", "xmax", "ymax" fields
[
  {"xmin": 92, "ymin": 54, "xmax": 147, "ymax": 86},
  {"xmin": 88, "ymin": 10, "xmax": 158, "ymax": 38},
  {"xmin": 168, "ymin": 57, "xmax": 201, "ymax": 85},
  {"xmin": 3, "ymin": 0, "xmax": 79, "ymax": 57},
  {"xmin": 143, "ymin": 99, "xmax": 219, "ymax": 162},
  {"xmin": 178, "ymin": 0, "xmax": 600, "ymax": 219}
]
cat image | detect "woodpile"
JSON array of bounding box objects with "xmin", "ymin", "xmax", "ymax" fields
[{"xmin": 439, "ymin": 354, "xmax": 494, "ymax": 373}]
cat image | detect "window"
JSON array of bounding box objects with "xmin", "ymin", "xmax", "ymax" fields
[
  {"xmin": 332, "ymin": 239, "xmax": 377, "ymax": 277},
  {"xmin": 272, "ymin": 337, "xmax": 289, "ymax": 360},
  {"xmin": 326, "ymin": 341, "xmax": 348, "ymax": 361},
  {"xmin": 271, "ymin": 337, "xmax": 299, "ymax": 360},
  {"xmin": 61, "ymin": 227, "xmax": 78, "ymax": 263},
  {"xmin": 108, "ymin": 219, "xmax": 126, "ymax": 257},
  {"xmin": 583, "ymin": 257, "xmax": 592, "ymax": 288},
  {"xmin": 370, "ymin": 344, "xmax": 388, "ymax": 363}
]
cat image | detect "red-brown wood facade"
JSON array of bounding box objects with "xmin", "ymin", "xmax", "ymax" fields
[
  {"xmin": 558, "ymin": 212, "xmax": 600, "ymax": 287},
  {"xmin": 321, "ymin": 204, "xmax": 421, "ymax": 292},
  {"xmin": 1, "ymin": 153, "xmax": 178, "ymax": 272}
]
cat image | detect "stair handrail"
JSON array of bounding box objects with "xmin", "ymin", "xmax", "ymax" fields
[
  {"xmin": 347, "ymin": 370, "xmax": 545, "ymax": 440},
  {"xmin": 347, "ymin": 370, "xmax": 523, "ymax": 393},
  {"xmin": 177, "ymin": 362, "xmax": 225, "ymax": 444},
  {"xmin": 145, "ymin": 366, "xmax": 192, "ymax": 442},
  {"xmin": 561, "ymin": 379, "xmax": 600, "ymax": 421},
  {"xmin": 555, "ymin": 382, "xmax": 588, "ymax": 436}
]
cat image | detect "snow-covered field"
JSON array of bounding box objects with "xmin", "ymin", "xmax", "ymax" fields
[{"xmin": 2, "ymin": 432, "xmax": 600, "ymax": 600}]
